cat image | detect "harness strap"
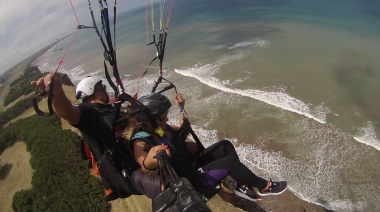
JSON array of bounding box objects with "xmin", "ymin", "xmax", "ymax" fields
[{"xmin": 96, "ymin": 149, "xmax": 113, "ymax": 169}]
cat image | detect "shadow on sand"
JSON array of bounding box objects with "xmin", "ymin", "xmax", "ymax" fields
[{"xmin": 0, "ymin": 163, "xmax": 13, "ymax": 180}]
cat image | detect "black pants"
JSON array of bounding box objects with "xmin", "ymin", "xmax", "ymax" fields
[{"xmin": 197, "ymin": 140, "xmax": 268, "ymax": 189}]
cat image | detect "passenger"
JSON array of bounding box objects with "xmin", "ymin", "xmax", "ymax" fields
[
  {"xmin": 123, "ymin": 92, "xmax": 288, "ymax": 201},
  {"xmin": 31, "ymin": 72, "xmax": 144, "ymax": 200}
]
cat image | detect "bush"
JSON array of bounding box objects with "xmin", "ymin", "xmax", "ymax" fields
[
  {"xmin": 1, "ymin": 115, "xmax": 109, "ymax": 211},
  {"xmin": 0, "ymin": 96, "xmax": 37, "ymax": 129},
  {"xmin": 4, "ymin": 65, "xmax": 43, "ymax": 106},
  {"xmin": 12, "ymin": 189, "xmax": 33, "ymax": 212}
]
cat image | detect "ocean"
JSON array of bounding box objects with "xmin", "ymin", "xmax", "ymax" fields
[{"xmin": 32, "ymin": 0, "xmax": 380, "ymax": 211}]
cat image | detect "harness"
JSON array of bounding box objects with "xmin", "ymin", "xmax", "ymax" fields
[{"xmin": 78, "ymin": 103, "xmax": 141, "ymax": 200}]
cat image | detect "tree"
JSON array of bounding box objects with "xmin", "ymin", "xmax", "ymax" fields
[{"xmin": 12, "ymin": 189, "xmax": 33, "ymax": 212}]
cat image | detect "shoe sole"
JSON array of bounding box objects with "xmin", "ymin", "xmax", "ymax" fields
[
  {"xmin": 234, "ymin": 190, "xmax": 263, "ymax": 202},
  {"xmin": 257, "ymin": 187, "xmax": 287, "ymax": 197}
]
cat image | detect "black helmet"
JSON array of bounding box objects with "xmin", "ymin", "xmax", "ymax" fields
[{"xmin": 138, "ymin": 93, "xmax": 172, "ymax": 117}]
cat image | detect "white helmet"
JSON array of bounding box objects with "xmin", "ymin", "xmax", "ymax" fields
[{"xmin": 75, "ymin": 76, "xmax": 102, "ymax": 103}]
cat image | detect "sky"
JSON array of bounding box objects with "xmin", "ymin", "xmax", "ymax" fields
[{"xmin": 0, "ymin": 0, "xmax": 145, "ymax": 74}]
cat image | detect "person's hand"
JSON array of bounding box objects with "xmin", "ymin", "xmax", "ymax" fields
[
  {"xmin": 148, "ymin": 145, "xmax": 171, "ymax": 159},
  {"xmin": 30, "ymin": 72, "xmax": 62, "ymax": 96},
  {"xmin": 141, "ymin": 145, "xmax": 171, "ymax": 172},
  {"xmin": 175, "ymin": 93, "xmax": 185, "ymax": 106}
]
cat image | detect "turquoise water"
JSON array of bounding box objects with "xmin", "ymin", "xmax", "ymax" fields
[{"xmin": 33, "ymin": 0, "xmax": 380, "ymax": 211}]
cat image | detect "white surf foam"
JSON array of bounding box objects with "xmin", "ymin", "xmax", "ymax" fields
[
  {"xmin": 227, "ymin": 39, "xmax": 269, "ymax": 50},
  {"xmin": 176, "ymin": 39, "xmax": 327, "ymax": 123},
  {"xmin": 211, "ymin": 45, "xmax": 226, "ymax": 50},
  {"xmin": 354, "ymin": 121, "xmax": 380, "ymax": 151},
  {"xmin": 175, "ymin": 66, "xmax": 326, "ymax": 124}
]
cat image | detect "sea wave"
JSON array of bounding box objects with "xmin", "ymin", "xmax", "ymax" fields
[
  {"xmin": 354, "ymin": 121, "xmax": 380, "ymax": 151},
  {"xmin": 227, "ymin": 39, "xmax": 269, "ymax": 50},
  {"xmin": 176, "ymin": 38, "xmax": 327, "ymax": 123},
  {"xmin": 182, "ymin": 124, "xmax": 347, "ymax": 212},
  {"xmin": 174, "ymin": 57, "xmax": 380, "ymax": 156},
  {"xmin": 175, "ymin": 66, "xmax": 326, "ymax": 124}
]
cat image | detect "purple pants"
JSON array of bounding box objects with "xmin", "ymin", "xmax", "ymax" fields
[{"xmin": 197, "ymin": 140, "xmax": 267, "ymax": 189}]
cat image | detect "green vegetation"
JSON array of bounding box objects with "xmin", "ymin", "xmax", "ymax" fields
[
  {"xmin": 0, "ymin": 95, "xmax": 35, "ymax": 129},
  {"xmin": 3, "ymin": 65, "xmax": 43, "ymax": 106},
  {"xmin": 0, "ymin": 114, "xmax": 108, "ymax": 211}
]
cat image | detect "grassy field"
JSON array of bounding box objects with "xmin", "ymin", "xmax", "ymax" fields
[{"xmin": 0, "ymin": 142, "xmax": 33, "ymax": 212}]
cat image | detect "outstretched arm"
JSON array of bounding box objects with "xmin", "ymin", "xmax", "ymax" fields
[
  {"xmin": 173, "ymin": 93, "xmax": 198, "ymax": 154},
  {"xmin": 174, "ymin": 93, "xmax": 185, "ymax": 126},
  {"xmin": 31, "ymin": 72, "xmax": 81, "ymax": 125}
]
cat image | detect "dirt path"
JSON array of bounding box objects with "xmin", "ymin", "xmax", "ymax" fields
[{"xmin": 0, "ymin": 142, "xmax": 33, "ymax": 212}]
